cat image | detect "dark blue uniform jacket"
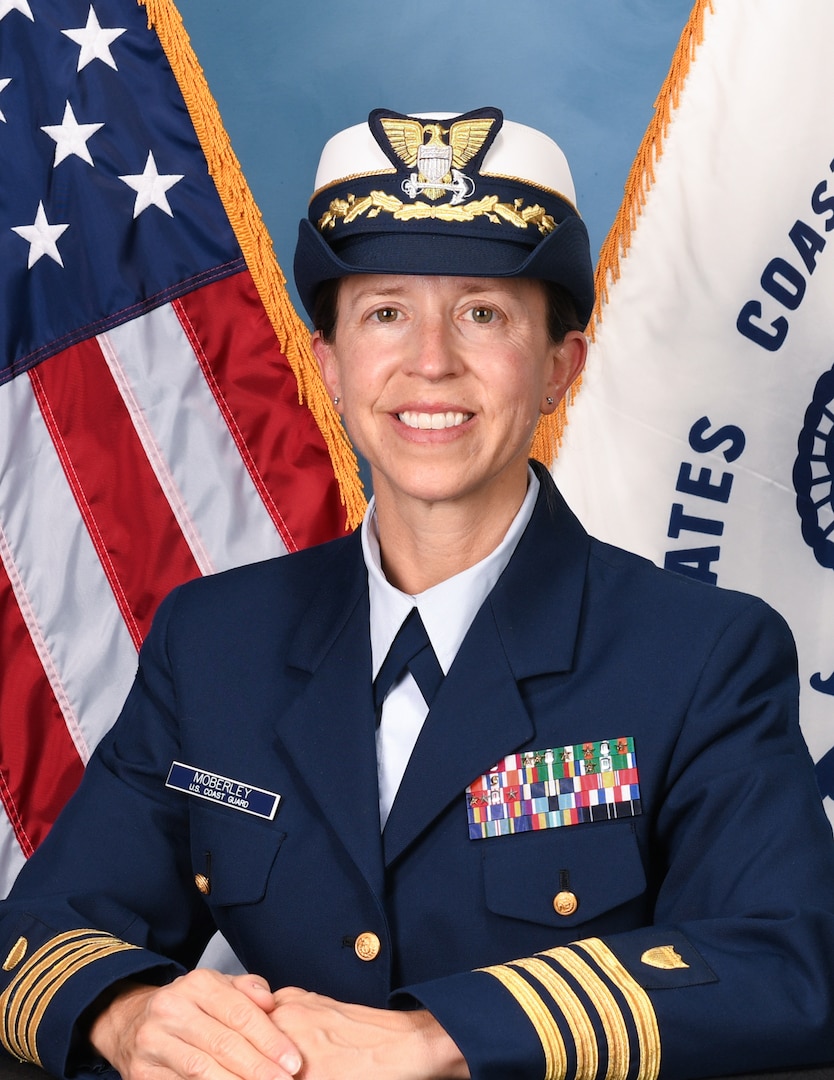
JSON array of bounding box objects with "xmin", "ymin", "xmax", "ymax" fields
[{"xmin": 2, "ymin": 466, "xmax": 834, "ymax": 1080}]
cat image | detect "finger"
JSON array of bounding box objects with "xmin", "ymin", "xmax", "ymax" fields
[
  {"xmin": 271, "ymin": 986, "xmax": 315, "ymax": 1006},
  {"xmin": 149, "ymin": 973, "xmax": 303, "ymax": 1079},
  {"xmin": 231, "ymin": 974, "xmax": 278, "ymax": 1013},
  {"xmin": 193, "ymin": 972, "xmax": 303, "ymax": 1074}
]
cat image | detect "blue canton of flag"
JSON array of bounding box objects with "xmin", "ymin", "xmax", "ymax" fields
[{"xmin": 0, "ymin": 0, "xmax": 243, "ymax": 378}]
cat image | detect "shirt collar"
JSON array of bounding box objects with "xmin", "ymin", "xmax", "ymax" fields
[{"xmin": 362, "ymin": 466, "xmax": 540, "ymax": 678}]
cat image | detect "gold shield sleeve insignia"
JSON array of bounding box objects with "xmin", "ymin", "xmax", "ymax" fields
[{"xmin": 641, "ymin": 945, "xmax": 690, "ymax": 970}]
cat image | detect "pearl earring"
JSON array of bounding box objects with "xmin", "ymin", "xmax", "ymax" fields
[
  {"xmin": 333, "ymin": 396, "xmax": 340, "ymax": 406},
  {"xmin": 546, "ymin": 397, "xmax": 554, "ymax": 405}
]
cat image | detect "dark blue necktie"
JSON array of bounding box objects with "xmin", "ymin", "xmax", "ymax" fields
[{"xmin": 373, "ymin": 607, "xmax": 444, "ymax": 712}]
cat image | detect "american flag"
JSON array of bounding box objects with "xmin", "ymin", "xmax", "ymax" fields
[{"xmin": 0, "ymin": 0, "xmax": 362, "ymax": 895}]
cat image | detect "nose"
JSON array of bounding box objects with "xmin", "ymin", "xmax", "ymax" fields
[{"xmin": 405, "ymin": 313, "xmax": 464, "ymax": 380}]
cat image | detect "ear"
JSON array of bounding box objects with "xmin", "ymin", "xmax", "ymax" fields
[
  {"xmin": 311, "ymin": 330, "xmax": 342, "ymax": 405},
  {"xmin": 543, "ymin": 330, "xmax": 587, "ymax": 412}
]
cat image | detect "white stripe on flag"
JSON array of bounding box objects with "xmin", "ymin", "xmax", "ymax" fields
[
  {"xmin": 103, "ymin": 305, "xmax": 289, "ymax": 573},
  {"xmin": 98, "ymin": 329, "xmax": 216, "ymax": 577},
  {"xmin": 0, "ymin": 815, "xmax": 26, "ymax": 902},
  {"xmin": 0, "ymin": 374, "xmax": 137, "ymax": 757}
]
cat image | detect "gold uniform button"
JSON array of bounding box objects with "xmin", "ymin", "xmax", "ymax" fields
[
  {"xmin": 354, "ymin": 932, "xmax": 381, "ymax": 962},
  {"xmin": 553, "ymin": 890, "xmax": 578, "ymax": 917},
  {"xmin": 194, "ymin": 873, "xmax": 211, "ymax": 895}
]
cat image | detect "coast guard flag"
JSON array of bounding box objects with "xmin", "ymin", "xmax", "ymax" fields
[
  {"xmin": 0, "ymin": 0, "xmax": 362, "ymax": 897},
  {"xmin": 552, "ymin": 0, "xmax": 834, "ymax": 814}
]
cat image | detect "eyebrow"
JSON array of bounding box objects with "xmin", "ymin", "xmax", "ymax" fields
[{"xmin": 346, "ymin": 284, "xmax": 410, "ymax": 303}]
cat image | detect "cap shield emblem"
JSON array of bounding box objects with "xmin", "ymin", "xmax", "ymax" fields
[{"xmin": 371, "ymin": 107, "xmax": 502, "ymax": 205}]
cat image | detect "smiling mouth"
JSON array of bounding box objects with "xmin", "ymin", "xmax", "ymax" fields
[{"xmin": 397, "ymin": 410, "xmax": 473, "ymax": 430}]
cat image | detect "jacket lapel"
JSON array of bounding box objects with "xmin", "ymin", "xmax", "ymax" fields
[
  {"xmin": 382, "ymin": 467, "xmax": 591, "ymax": 866},
  {"xmin": 276, "ymin": 535, "xmax": 385, "ymax": 898}
]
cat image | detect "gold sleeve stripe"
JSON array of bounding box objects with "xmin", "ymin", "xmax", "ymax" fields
[
  {"xmin": 540, "ymin": 946, "xmax": 630, "ymax": 1080},
  {"xmin": 512, "ymin": 956, "xmax": 598, "ymax": 1080},
  {"xmin": 2, "ymin": 933, "xmax": 117, "ymax": 1061},
  {"xmin": 575, "ymin": 939, "xmax": 661, "ymax": 1080},
  {"xmin": 0, "ymin": 930, "xmax": 138, "ymax": 1067},
  {"xmin": 13, "ymin": 940, "xmax": 118, "ymax": 1064},
  {"xmin": 3, "ymin": 933, "xmax": 139, "ymax": 1065},
  {"xmin": 18, "ymin": 940, "xmax": 135, "ymax": 1065},
  {"xmin": 479, "ymin": 962, "xmax": 568, "ymax": 1080},
  {"xmin": 2, "ymin": 934, "xmax": 102, "ymax": 1062}
]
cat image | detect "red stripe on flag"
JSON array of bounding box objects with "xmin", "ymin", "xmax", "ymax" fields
[
  {"xmin": 29, "ymin": 340, "xmax": 202, "ymax": 645},
  {"xmin": 0, "ymin": 558, "xmax": 84, "ymax": 855},
  {"xmin": 175, "ymin": 272, "xmax": 349, "ymax": 552}
]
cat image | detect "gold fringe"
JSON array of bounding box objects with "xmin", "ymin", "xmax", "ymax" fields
[
  {"xmin": 591, "ymin": 0, "xmax": 714, "ymax": 324},
  {"xmin": 137, "ymin": 0, "xmax": 366, "ymax": 529},
  {"xmin": 530, "ymin": 379, "xmax": 579, "ymax": 469},
  {"xmin": 534, "ymin": 0, "xmax": 714, "ymax": 467}
]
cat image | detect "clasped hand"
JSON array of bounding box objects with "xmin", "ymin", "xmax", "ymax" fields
[{"xmin": 88, "ymin": 969, "xmax": 467, "ymax": 1080}]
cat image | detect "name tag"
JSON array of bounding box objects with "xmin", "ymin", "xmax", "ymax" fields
[
  {"xmin": 166, "ymin": 762, "xmax": 281, "ymax": 820},
  {"xmin": 466, "ymin": 737, "xmax": 641, "ymax": 839}
]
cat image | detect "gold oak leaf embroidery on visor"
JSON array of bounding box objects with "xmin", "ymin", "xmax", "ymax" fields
[{"xmin": 318, "ymin": 191, "xmax": 557, "ymax": 235}]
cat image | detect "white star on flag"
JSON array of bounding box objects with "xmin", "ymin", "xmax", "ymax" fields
[
  {"xmin": 0, "ymin": 0, "xmax": 33, "ymax": 22},
  {"xmin": 119, "ymin": 151, "xmax": 184, "ymax": 218},
  {"xmin": 61, "ymin": 5, "xmax": 126, "ymax": 72},
  {"xmin": 41, "ymin": 101, "xmax": 104, "ymax": 167},
  {"xmin": 0, "ymin": 78, "xmax": 10, "ymax": 123},
  {"xmin": 11, "ymin": 202, "xmax": 70, "ymax": 268}
]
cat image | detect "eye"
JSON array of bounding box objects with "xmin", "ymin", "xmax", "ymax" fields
[
  {"xmin": 469, "ymin": 306, "xmax": 495, "ymax": 324},
  {"xmin": 371, "ymin": 306, "xmax": 399, "ymax": 323}
]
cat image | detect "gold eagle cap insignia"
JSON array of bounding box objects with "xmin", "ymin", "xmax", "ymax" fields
[
  {"xmin": 641, "ymin": 945, "xmax": 690, "ymax": 970},
  {"xmin": 378, "ymin": 116, "xmax": 496, "ymax": 172},
  {"xmin": 378, "ymin": 115, "xmax": 496, "ymax": 201}
]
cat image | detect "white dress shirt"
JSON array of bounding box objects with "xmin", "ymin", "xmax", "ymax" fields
[{"xmin": 361, "ymin": 468, "xmax": 540, "ymax": 826}]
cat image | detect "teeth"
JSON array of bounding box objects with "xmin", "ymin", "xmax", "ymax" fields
[{"xmin": 398, "ymin": 410, "xmax": 470, "ymax": 430}]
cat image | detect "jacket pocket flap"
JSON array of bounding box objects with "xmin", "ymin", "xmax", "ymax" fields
[
  {"xmin": 189, "ymin": 808, "xmax": 286, "ymax": 906},
  {"xmin": 482, "ymin": 822, "xmax": 646, "ymax": 928}
]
